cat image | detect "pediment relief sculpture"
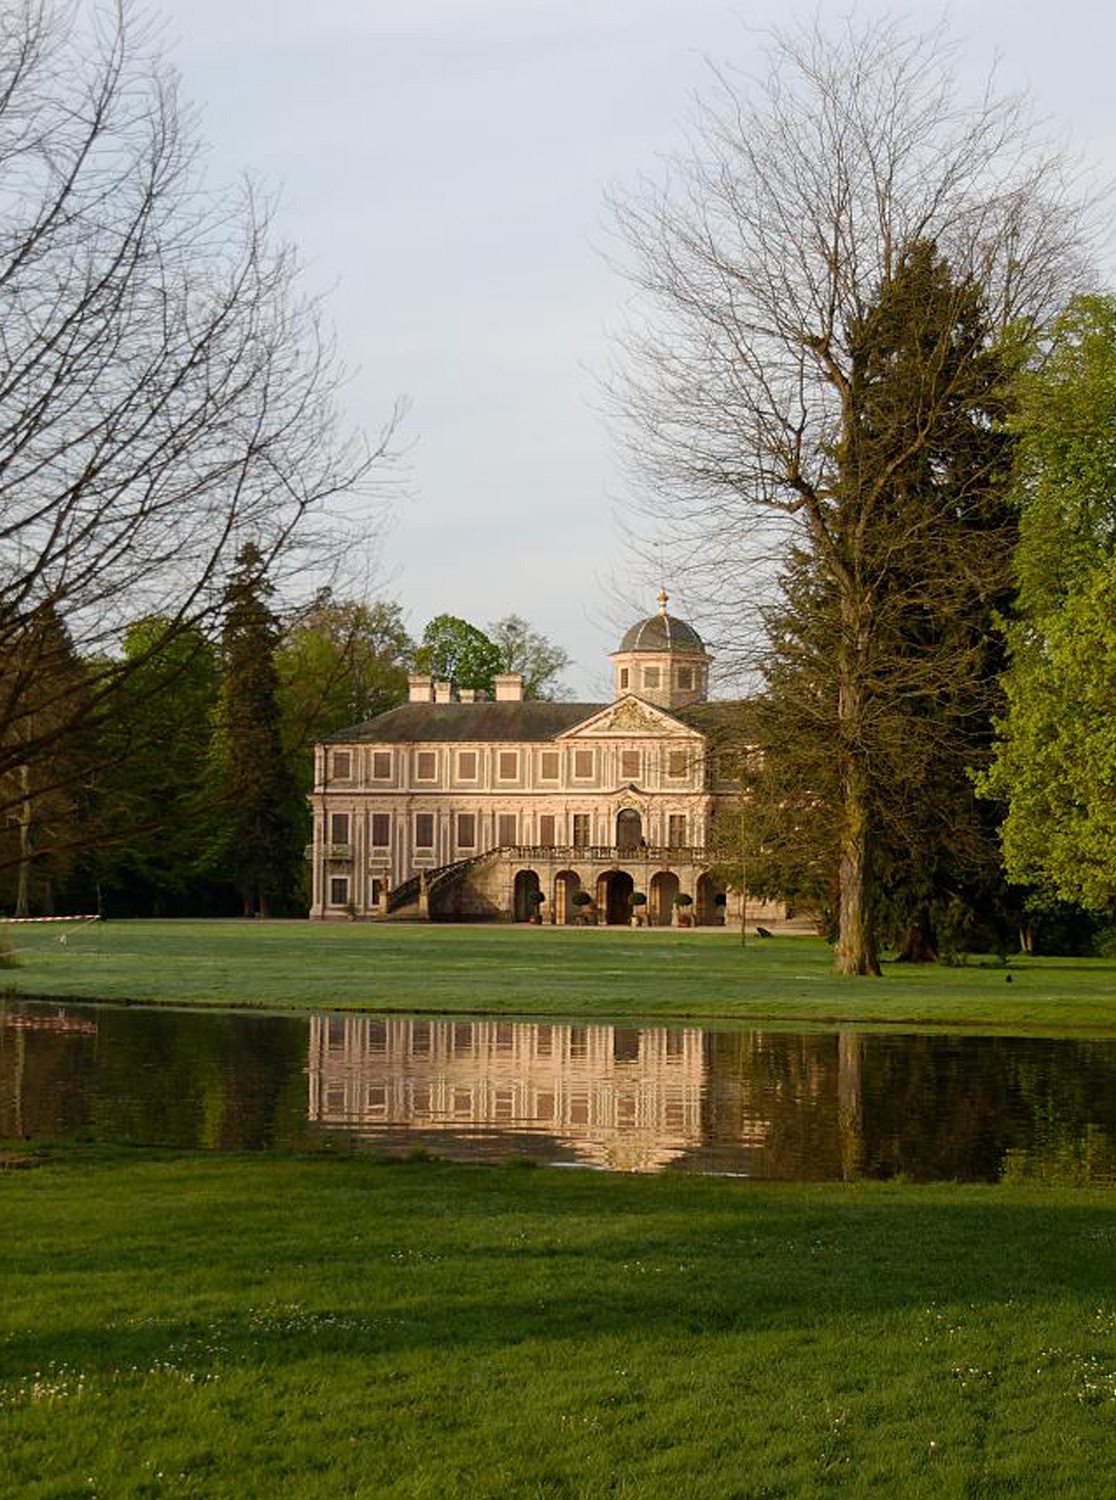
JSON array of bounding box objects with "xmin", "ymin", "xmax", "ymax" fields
[{"xmin": 563, "ymin": 697, "xmax": 694, "ymax": 740}]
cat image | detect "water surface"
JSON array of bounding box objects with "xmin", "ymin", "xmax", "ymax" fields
[{"xmin": 4, "ymin": 1000, "xmax": 1116, "ymax": 1180}]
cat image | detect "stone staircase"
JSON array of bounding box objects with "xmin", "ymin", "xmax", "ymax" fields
[{"xmin": 386, "ymin": 850, "xmax": 501, "ymax": 919}]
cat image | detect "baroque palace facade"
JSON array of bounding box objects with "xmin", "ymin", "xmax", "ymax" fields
[{"xmin": 308, "ymin": 593, "xmax": 785, "ymax": 926}]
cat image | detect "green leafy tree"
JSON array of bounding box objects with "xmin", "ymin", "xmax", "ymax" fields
[
  {"xmin": 77, "ymin": 619, "xmax": 223, "ymax": 917},
  {"xmin": 979, "ymin": 296, "xmax": 1116, "ymax": 909},
  {"xmin": 208, "ymin": 547, "xmax": 302, "ymax": 918},
  {"xmin": 487, "ymin": 615, "xmax": 572, "ymax": 700},
  {"xmin": 279, "ymin": 594, "xmax": 412, "ymax": 740},
  {"xmin": 414, "ymin": 616, "xmax": 502, "ymax": 692}
]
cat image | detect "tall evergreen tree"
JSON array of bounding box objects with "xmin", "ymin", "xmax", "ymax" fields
[
  {"xmin": 714, "ymin": 244, "xmax": 1019, "ymax": 963},
  {"xmin": 209, "ymin": 546, "xmax": 302, "ymax": 918}
]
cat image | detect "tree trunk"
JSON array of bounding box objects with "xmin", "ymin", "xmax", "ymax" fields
[
  {"xmin": 896, "ymin": 909, "xmax": 938, "ymax": 963},
  {"xmin": 834, "ymin": 596, "xmax": 880, "ymax": 976},
  {"xmin": 834, "ymin": 763, "xmax": 879, "ymax": 974},
  {"xmin": 14, "ymin": 763, "xmax": 32, "ymax": 919}
]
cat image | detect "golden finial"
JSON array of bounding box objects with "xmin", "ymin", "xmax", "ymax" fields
[{"xmin": 657, "ymin": 587, "xmax": 669, "ymax": 616}]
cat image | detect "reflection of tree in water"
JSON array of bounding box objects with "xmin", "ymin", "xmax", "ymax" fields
[
  {"xmin": 0, "ymin": 1016, "xmax": 98, "ymax": 1138},
  {"xmin": 1, "ymin": 1006, "xmax": 308, "ymax": 1150},
  {"xmin": 7, "ymin": 1003, "xmax": 1116, "ymax": 1181},
  {"xmin": 858, "ymin": 1036, "xmax": 1116, "ymax": 1183},
  {"xmin": 687, "ymin": 1031, "xmax": 846, "ymax": 1179}
]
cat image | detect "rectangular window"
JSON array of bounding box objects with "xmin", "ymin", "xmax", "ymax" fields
[
  {"xmin": 415, "ymin": 813, "xmax": 435, "ymax": 849},
  {"xmin": 415, "ymin": 751, "xmax": 437, "ymax": 781},
  {"xmin": 540, "ymin": 751, "xmax": 560, "ymax": 780},
  {"xmin": 620, "ymin": 750, "xmax": 640, "ymax": 781},
  {"xmin": 498, "ymin": 751, "xmax": 518, "ymax": 780},
  {"xmin": 371, "ymin": 750, "xmax": 392, "ymax": 780},
  {"xmin": 370, "ymin": 879, "xmax": 382, "ymax": 907},
  {"xmin": 677, "ymin": 666, "xmax": 693, "ymax": 691},
  {"xmin": 572, "ymin": 814, "xmax": 590, "ymax": 848},
  {"xmin": 457, "ymin": 750, "xmax": 478, "ymax": 780},
  {"xmin": 370, "ymin": 812, "xmax": 390, "ymax": 847},
  {"xmin": 668, "ymin": 815, "xmax": 686, "ymax": 847},
  {"xmin": 331, "ymin": 751, "xmax": 351, "ymax": 779},
  {"xmin": 329, "ymin": 876, "xmax": 349, "ymax": 905},
  {"xmin": 330, "ymin": 812, "xmax": 350, "ymax": 844},
  {"xmin": 643, "ymin": 666, "xmax": 660, "ymax": 690},
  {"xmin": 619, "ymin": 667, "xmax": 629, "ymax": 689},
  {"xmin": 538, "ymin": 815, "xmax": 555, "ymax": 847},
  {"xmin": 457, "ymin": 813, "xmax": 476, "ymax": 848},
  {"xmin": 667, "ymin": 749, "xmax": 688, "ymax": 778},
  {"xmin": 573, "ymin": 749, "xmax": 594, "ymax": 780},
  {"xmin": 497, "ymin": 813, "xmax": 517, "ymax": 845}
]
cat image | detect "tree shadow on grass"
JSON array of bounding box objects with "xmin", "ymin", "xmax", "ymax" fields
[{"xmin": 6, "ymin": 1187, "xmax": 1116, "ymax": 1382}]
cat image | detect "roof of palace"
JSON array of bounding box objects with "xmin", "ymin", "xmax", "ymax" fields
[
  {"xmin": 618, "ymin": 611, "xmax": 706, "ymax": 654},
  {"xmin": 323, "ymin": 701, "xmax": 607, "ymax": 744},
  {"xmin": 323, "ymin": 696, "xmax": 747, "ymax": 745}
]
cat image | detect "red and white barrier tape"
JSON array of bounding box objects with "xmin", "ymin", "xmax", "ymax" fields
[{"xmin": 3, "ymin": 914, "xmax": 101, "ymax": 924}]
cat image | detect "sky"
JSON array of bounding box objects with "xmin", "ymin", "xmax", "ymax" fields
[{"xmin": 155, "ymin": 0, "xmax": 1116, "ymax": 698}]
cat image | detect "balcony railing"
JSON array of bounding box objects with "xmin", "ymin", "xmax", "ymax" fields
[{"xmin": 499, "ymin": 844, "xmax": 709, "ymax": 864}]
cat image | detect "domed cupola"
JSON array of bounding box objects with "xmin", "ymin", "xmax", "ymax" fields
[{"xmin": 610, "ymin": 590, "xmax": 711, "ymax": 709}]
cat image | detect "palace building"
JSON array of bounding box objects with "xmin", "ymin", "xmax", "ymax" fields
[{"xmin": 308, "ymin": 592, "xmax": 786, "ymax": 926}]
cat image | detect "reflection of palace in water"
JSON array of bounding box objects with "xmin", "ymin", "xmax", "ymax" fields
[{"xmin": 307, "ymin": 1015, "xmax": 784, "ymax": 1172}]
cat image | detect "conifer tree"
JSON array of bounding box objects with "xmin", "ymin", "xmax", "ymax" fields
[
  {"xmin": 713, "ymin": 244, "xmax": 1018, "ymax": 964},
  {"xmin": 209, "ymin": 546, "xmax": 302, "ymax": 918}
]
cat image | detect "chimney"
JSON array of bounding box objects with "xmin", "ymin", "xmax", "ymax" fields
[
  {"xmin": 494, "ymin": 674, "xmax": 524, "ymax": 702},
  {"xmin": 433, "ymin": 680, "xmax": 456, "ymax": 703},
  {"xmin": 408, "ymin": 674, "xmax": 433, "ymax": 703},
  {"xmin": 458, "ymin": 687, "xmax": 476, "ymax": 703}
]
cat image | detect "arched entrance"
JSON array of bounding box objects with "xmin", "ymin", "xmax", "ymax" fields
[
  {"xmin": 616, "ymin": 808, "xmax": 642, "ymax": 851},
  {"xmin": 596, "ymin": 870, "xmax": 634, "ymax": 926},
  {"xmin": 697, "ymin": 872, "xmax": 726, "ymax": 927},
  {"xmin": 649, "ymin": 870, "xmax": 679, "ymax": 927},
  {"xmin": 553, "ymin": 870, "xmax": 582, "ymax": 925},
  {"xmin": 513, "ymin": 869, "xmax": 541, "ymax": 922}
]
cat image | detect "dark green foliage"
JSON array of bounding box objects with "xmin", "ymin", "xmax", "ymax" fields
[
  {"xmin": 0, "ymin": 606, "xmax": 94, "ymax": 915},
  {"xmin": 722, "ymin": 244, "xmax": 1019, "ymax": 963},
  {"xmin": 208, "ymin": 546, "xmax": 303, "ymax": 918},
  {"xmin": 72, "ymin": 619, "xmax": 227, "ymax": 917}
]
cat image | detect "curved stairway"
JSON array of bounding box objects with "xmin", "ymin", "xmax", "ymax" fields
[{"xmin": 386, "ymin": 849, "xmax": 500, "ymax": 918}]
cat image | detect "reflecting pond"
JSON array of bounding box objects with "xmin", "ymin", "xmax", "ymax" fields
[{"xmin": 5, "ymin": 999, "xmax": 1116, "ymax": 1180}]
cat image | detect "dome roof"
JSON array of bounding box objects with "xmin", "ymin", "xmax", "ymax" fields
[{"xmin": 619, "ymin": 592, "xmax": 705, "ymax": 654}]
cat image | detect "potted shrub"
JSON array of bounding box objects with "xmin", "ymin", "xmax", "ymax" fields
[
  {"xmin": 572, "ymin": 890, "xmax": 595, "ymax": 925},
  {"xmin": 674, "ymin": 891, "xmax": 694, "ymax": 927},
  {"xmin": 527, "ymin": 890, "xmax": 545, "ymax": 924},
  {"xmin": 630, "ymin": 891, "xmax": 648, "ymax": 928}
]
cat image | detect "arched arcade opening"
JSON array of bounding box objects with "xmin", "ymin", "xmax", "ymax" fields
[
  {"xmin": 649, "ymin": 870, "xmax": 679, "ymax": 927},
  {"xmin": 596, "ymin": 869, "xmax": 634, "ymax": 926},
  {"xmin": 513, "ymin": 869, "xmax": 541, "ymax": 922}
]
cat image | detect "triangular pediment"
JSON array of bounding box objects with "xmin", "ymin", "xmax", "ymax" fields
[{"xmin": 557, "ymin": 695, "xmax": 702, "ymax": 741}]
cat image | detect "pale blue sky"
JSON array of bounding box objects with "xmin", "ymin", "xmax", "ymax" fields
[{"xmin": 159, "ymin": 0, "xmax": 1116, "ymax": 696}]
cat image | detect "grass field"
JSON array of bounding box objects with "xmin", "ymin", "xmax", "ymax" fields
[
  {"xmin": 3, "ymin": 919, "xmax": 1116, "ymax": 1031},
  {"xmin": 4, "ymin": 1143, "xmax": 1116, "ymax": 1498}
]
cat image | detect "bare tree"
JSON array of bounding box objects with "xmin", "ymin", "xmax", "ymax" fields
[
  {"xmin": 609, "ymin": 16, "xmax": 1099, "ymax": 973},
  {"xmin": 0, "ymin": 0, "xmax": 399, "ymax": 871}
]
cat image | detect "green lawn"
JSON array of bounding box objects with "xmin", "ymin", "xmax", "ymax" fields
[
  {"xmin": 3, "ymin": 919, "xmax": 1116, "ymax": 1030},
  {"xmin": 4, "ymin": 1144, "xmax": 1116, "ymax": 1497}
]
